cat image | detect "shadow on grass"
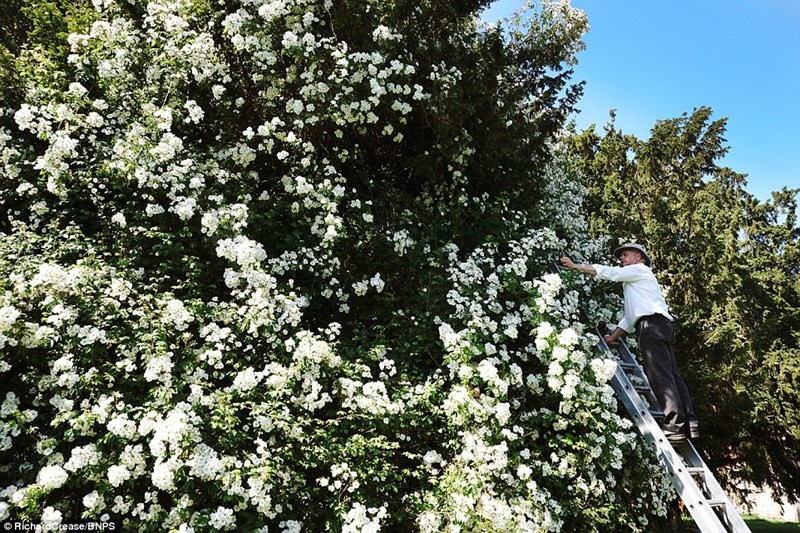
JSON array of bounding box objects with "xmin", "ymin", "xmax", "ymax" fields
[
  {"xmin": 744, "ymin": 515, "xmax": 800, "ymax": 532},
  {"xmin": 670, "ymin": 515, "xmax": 799, "ymax": 532}
]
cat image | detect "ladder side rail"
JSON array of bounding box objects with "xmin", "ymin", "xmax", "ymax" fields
[
  {"xmin": 595, "ymin": 328, "xmax": 645, "ymax": 380},
  {"xmin": 597, "ymin": 332, "xmax": 664, "ymax": 417},
  {"xmin": 609, "ymin": 364, "xmax": 731, "ymax": 533},
  {"xmin": 675, "ymin": 443, "xmax": 751, "ymax": 533},
  {"xmin": 605, "ymin": 333, "xmax": 656, "ymax": 391}
]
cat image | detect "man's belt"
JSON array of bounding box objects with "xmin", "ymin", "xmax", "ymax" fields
[{"xmin": 635, "ymin": 313, "xmax": 669, "ymax": 327}]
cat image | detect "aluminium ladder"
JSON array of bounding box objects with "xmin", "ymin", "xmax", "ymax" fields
[{"xmin": 596, "ymin": 330, "xmax": 750, "ymax": 532}]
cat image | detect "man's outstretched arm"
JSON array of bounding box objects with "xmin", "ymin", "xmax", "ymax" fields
[
  {"xmin": 560, "ymin": 257, "xmax": 626, "ymax": 344},
  {"xmin": 559, "ymin": 256, "xmax": 597, "ymax": 277}
]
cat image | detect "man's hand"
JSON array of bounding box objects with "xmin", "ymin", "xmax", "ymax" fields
[
  {"xmin": 604, "ymin": 327, "xmax": 625, "ymax": 345},
  {"xmin": 560, "ymin": 256, "xmax": 576, "ymax": 269}
]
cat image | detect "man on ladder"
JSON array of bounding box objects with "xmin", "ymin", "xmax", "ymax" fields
[{"xmin": 560, "ymin": 243, "xmax": 699, "ymax": 443}]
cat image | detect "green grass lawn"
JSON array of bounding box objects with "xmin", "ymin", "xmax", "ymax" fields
[{"xmin": 744, "ymin": 515, "xmax": 800, "ymax": 532}]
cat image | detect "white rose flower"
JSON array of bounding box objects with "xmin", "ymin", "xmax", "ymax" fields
[
  {"xmin": 369, "ymin": 273, "xmax": 385, "ymax": 293},
  {"xmin": 82, "ymin": 490, "xmax": 105, "ymax": 513},
  {"xmin": 107, "ymin": 465, "xmax": 131, "ymax": 487},
  {"xmin": 111, "ymin": 212, "xmax": 126, "ymax": 227},
  {"xmin": 37, "ymin": 465, "xmax": 68, "ymax": 489},
  {"xmin": 209, "ymin": 506, "xmax": 236, "ymax": 530},
  {"xmin": 41, "ymin": 506, "xmax": 63, "ymax": 526},
  {"xmin": 151, "ymin": 460, "xmax": 177, "ymax": 491},
  {"xmin": 0, "ymin": 306, "xmax": 21, "ymax": 332}
]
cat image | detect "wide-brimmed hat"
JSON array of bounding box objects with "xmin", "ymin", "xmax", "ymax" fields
[{"xmin": 613, "ymin": 243, "xmax": 651, "ymax": 266}]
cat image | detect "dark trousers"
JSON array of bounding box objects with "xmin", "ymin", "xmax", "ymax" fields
[{"xmin": 636, "ymin": 315, "xmax": 696, "ymax": 434}]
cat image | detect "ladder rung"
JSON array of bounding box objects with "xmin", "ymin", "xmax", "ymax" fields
[
  {"xmin": 617, "ymin": 361, "xmax": 637, "ymax": 370},
  {"xmin": 649, "ymin": 409, "xmax": 664, "ymax": 419},
  {"xmin": 687, "ymin": 467, "xmax": 705, "ymax": 476},
  {"xmin": 634, "ymin": 386, "xmax": 651, "ymax": 394},
  {"xmin": 705, "ymin": 499, "xmax": 726, "ymax": 508}
]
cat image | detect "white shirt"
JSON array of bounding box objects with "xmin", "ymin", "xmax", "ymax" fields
[{"xmin": 592, "ymin": 263, "xmax": 673, "ymax": 333}]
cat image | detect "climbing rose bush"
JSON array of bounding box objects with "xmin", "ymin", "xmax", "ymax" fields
[{"xmin": 0, "ymin": 0, "xmax": 673, "ymax": 530}]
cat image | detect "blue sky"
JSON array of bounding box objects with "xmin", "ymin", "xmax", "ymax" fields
[{"xmin": 481, "ymin": 0, "xmax": 800, "ymax": 202}]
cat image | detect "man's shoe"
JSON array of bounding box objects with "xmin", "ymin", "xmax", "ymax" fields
[{"xmin": 663, "ymin": 430, "xmax": 687, "ymax": 444}]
